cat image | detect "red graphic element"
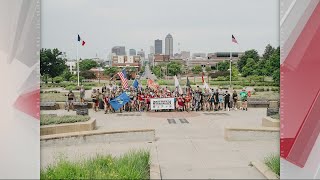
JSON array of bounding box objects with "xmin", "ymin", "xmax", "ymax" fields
[
  {"xmin": 14, "ymin": 89, "xmax": 40, "ymax": 120},
  {"xmin": 82, "ymin": 40, "xmax": 85, "ymax": 46},
  {"xmin": 281, "ymin": 2, "xmax": 320, "ymax": 167}
]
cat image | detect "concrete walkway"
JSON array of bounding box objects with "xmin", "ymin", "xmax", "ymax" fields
[{"xmin": 41, "ymin": 108, "xmax": 278, "ymax": 179}]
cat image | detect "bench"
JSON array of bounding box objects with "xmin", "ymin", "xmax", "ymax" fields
[{"xmin": 40, "ymin": 101, "xmax": 58, "ymax": 110}]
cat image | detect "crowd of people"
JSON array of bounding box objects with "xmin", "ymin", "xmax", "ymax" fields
[{"xmin": 66, "ymin": 83, "xmax": 250, "ymax": 113}]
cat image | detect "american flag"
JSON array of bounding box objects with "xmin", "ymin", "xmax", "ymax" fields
[
  {"xmin": 117, "ymin": 69, "xmax": 128, "ymax": 89},
  {"xmin": 232, "ymin": 35, "xmax": 238, "ymax": 44}
]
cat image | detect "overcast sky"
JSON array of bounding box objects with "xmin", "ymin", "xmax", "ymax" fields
[{"xmin": 41, "ymin": 0, "xmax": 279, "ymax": 60}]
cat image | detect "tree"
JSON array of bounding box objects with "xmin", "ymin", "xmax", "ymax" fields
[
  {"xmin": 262, "ymin": 44, "xmax": 276, "ymax": 60},
  {"xmin": 79, "ymin": 59, "xmax": 98, "ymax": 71},
  {"xmin": 104, "ymin": 67, "xmax": 119, "ymax": 77},
  {"xmin": 40, "ymin": 48, "xmax": 67, "ymax": 83},
  {"xmin": 205, "ymin": 66, "xmax": 212, "ymax": 72},
  {"xmin": 62, "ymin": 70, "xmax": 72, "ymax": 81},
  {"xmin": 192, "ymin": 65, "xmax": 202, "ymax": 74},
  {"xmin": 151, "ymin": 65, "xmax": 163, "ymax": 78},
  {"xmin": 217, "ymin": 61, "xmax": 229, "ymax": 71},
  {"xmin": 80, "ymin": 70, "xmax": 96, "ymax": 79},
  {"xmin": 237, "ymin": 49, "xmax": 259, "ymax": 72},
  {"xmin": 241, "ymin": 58, "xmax": 257, "ymax": 77},
  {"xmin": 167, "ymin": 62, "xmax": 182, "ymax": 76}
]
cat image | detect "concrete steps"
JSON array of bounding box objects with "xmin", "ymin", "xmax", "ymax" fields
[{"xmin": 224, "ymin": 126, "xmax": 280, "ymax": 141}]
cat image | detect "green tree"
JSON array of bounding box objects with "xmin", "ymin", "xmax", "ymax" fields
[
  {"xmin": 205, "ymin": 66, "xmax": 212, "ymax": 72},
  {"xmin": 262, "ymin": 44, "xmax": 276, "ymax": 60},
  {"xmin": 80, "ymin": 70, "xmax": 96, "ymax": 79},
  {"xmin": 151, "ymin": 65, "xmax": 163, "ymax": 78},
  {"xmin": 237, "ymin": 49, "xmax": 259, "ymax": 72},
  {"xmin": 79, "ymin": 59, "xmax": 98, "ymax": 71},
  {"xmin": 40, "ymin": 48, "xmax": 67, "ymax": 83},
  {"xmin": 167, "ymin": 62, "xmax": 182, "ymax": 76},
  {"xmin": 217, "ymin": 61, "xmax": 230, "ymax": 71},
  {"xmin": 241, "ymin": 58, "xmax": 257, "ymax": 77},
  {"xmin": 272, "ymin": 69, "xmax": 280, "ymax": 85},
  {"xmin": 231, "ymin": 64, "xmax": 239, "ymax": 78},
  {"xmin": 104, "ymin": 67, "xmax": 119, "ymax": 77},
  {"xmin": 62, "ymin": 70, "xmax": 72, "ymax": 81},
  {"xmin": 192, "ymin": 65, "xmax": 202, "ymax": 74}
]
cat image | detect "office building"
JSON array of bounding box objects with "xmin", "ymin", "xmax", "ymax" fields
[
  {"xmin": 155, "ymin": 39, "xmax": 162, "ymax": 54},
  {"xmin": 129, "ymin": 49, "xmax": 136, "ymax": 56},
  {"xmin": 165, "ymin": 34, "xmax": 173, "ymax": 58},
  {"xmin": 112, "ymin": 46, "xmax": 126, "ymax": 55}
]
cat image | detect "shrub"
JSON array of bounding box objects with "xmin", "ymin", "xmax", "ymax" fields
[
  {"xmin": 254, "ymin": 87, "xmax": 265, "ymax": 92},
  {"xmin": 40, "ymin": 150, "xmax": 150, "ymax": 179},
  {"xmin": 264, "ymin": 154, "xmax": 280, "ymax": 176},
  {"xmin": 53, "ymin": 76, "xmax": 64, "ymax": 83},
  {"xmin": 40, "ymin": 115, "xmax": 90, "ymax": 126}
]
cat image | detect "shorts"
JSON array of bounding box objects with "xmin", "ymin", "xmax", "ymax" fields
[
  {"xmin": 219, "ymin": 98, "xmax": 224, "ymax": 103},
  {"xmin": 68, "ymin": 99, "xmax": 74, "ymax": 104}
]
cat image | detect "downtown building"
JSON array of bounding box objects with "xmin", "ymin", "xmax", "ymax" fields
[
  {"xmin": 112, "ymin": 46, "xmax": 126, "ymax": 55},
  {"xmin": 112, "ymin": 55, "xmax": 141, "ymax": 71},
  {"xmin": 129, "ymin": 49, "xmax": 136, "ymax": 56},
  {"xmin": 154, "ymin": 39, "xmax": 162, "ymax": 54},
  {"xmin": 165, "ymin": 34, "xmax": 173, "ymax": 58}
]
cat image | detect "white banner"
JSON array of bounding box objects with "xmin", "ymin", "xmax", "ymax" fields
[{"xmin": 151, "ymin": 98, "xmax": 175, "ymax": 110}]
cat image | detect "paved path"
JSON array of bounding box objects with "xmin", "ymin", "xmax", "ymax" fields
[{"xmin": 41, "ymin": 108, "xmax": 278, "ymax": 179}]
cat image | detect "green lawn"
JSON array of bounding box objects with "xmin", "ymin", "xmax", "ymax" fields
[
  {"xmin": 264, "ymin": 154, "xmax": 280, "ymax": 176},
  {"xmin": 41, "ymin": 150, "xmax": 150, "ymax": 179},
  {"xmin": 41, "ymin": 92, "xmax": 81, "ymax": 102},
  {"xmin": 40, "ymin": 114, "xmax": 90, "ymax": 126}
]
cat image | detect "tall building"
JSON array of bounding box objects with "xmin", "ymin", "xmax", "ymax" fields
[
  {"xmin": 112, "ymin": 46, "xmax": 126, "ymax": 55},
  {"xmin": 137, "ymin": 49, "xmax": 145, "ymax": 58},
  {"xmin": 165, "ymin": 34, "xmax": 173, "ymax": 58},
  {"xmin": 129, "ymin": 49, "xmax": 136, "ymax": 56},
  {"xmin": 150, "ymin": 46, "xmax": 155, "ymax": 54},
  {"xmin": 154, "ymin": 39, "xmax": 162, "ymax": 54}
]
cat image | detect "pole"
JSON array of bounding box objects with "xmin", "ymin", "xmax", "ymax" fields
[
  {"xmin": 229, "ymin": 52, "xmax": 232, "ymax": 88},
  {"xmin": 77, "ymin": 40, "xmax": 80, "ymax": 86}
]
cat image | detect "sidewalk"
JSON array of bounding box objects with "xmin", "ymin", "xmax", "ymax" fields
[{"xmin": 41, "ymin": 108, "xmax": 278, "ymax": 179}]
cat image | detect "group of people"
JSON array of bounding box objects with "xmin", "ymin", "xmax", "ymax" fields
[{"xmin": 65, "ymin": 83, "xmax": 250, "ymax": 113}]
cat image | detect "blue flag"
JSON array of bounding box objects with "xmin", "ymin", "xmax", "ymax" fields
[
  {"xmin": 109, "ymin": 92, "xmax": 130, "ymax": 111},
  {"xmin": 133, "ymin": 79, "xmax": 139, "ymax": 89}
]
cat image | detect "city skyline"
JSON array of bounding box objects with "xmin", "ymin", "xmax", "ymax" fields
[{"xmin": 41, "ymin": 0, "xmax": 279, "ymax": 59}]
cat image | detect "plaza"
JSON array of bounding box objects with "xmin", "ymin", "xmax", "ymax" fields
[{"xmin": 41, "ymin": 107, "xmax": 279, "ymax": 179}]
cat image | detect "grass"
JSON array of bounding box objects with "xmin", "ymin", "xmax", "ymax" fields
[
  {"xmin": 40, "ymin": 150, "xmax": 150, "ymax": 179},
  {"xmin": 40, "ymin": 114, "xmax": 90, "ymax": 126},
  {"xmin": 264, "ymin": 154, "xmax": 280, "ymax": 176},
  {"xmin": 250, "ymin": 91, "xmax": 280, "ymax": 101},
  {"xmin": 41, "ymin": 92, "xmax": 80, "ymax": 102}
]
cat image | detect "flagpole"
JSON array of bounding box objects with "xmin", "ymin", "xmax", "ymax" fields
[
  {"xmin": 77, "ymin": 38, "xmax": 80, "ymax": 87},
  {"xmin": 230, "ymin": 52, "xmax": 232, "ymax": 89}
]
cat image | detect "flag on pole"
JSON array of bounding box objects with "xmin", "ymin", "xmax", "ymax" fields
[
  {"xmin": 147, "ymin": 79, "xmax": 159, "ymax": 90},
  {"xmin": 232, "ymin": 35, "xmax": 238, "ymax": 44},
  {"xmin": 109, "ymin": 92, "xmax": 130, "ymax": 111},
  {"xmin": 174, "ymin": 75, "xmax": 183, "ymax": 95},
  {"xmin": 117, "ymin": 69, "xmax": 128, "ymax": 89},
  {"xmin": 78, "ymin": 34, "xmax": 86, "ymax": 46},
  {"xmin": 133, "ymin": 79, "xmax": 139, "ymax": 89},
  {"xmin": 186, "ymin": 76, "xmax": 191, "ymax": 88}
]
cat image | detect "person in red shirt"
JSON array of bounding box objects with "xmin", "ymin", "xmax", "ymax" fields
[
  {"xmin": 177, "ymin": 94, "xmax": 185, "ymax": 111},
  {"xmin": 103, "ymin": 93, "xmax": 110, "ymax": 114},
  {"xmin": 185, "ymin": 92, "xmax": 192, "ymax": 112},
  {"xmin": 138, "ymin": 92, "xmax": 145, "ymax": 112},
  {"xmin": 146, "ymin": 93, "xmax": 151, "ymax": 111}
]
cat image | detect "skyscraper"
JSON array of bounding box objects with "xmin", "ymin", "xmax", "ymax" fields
[
  {"xmin": 112, "ymin": 46, "xmax": 126, "ymax": 55},
  {"xmin": 154, "ymin": 39, "xmax": 162, "ymax": 54},
  {"xmin": 129, "ymin": 49, "xmax": 136, "ymax": 56},
  {"xmin": 165, "ymin": 34, "xmax": 173, "ymax": 58},
  {"xmin": 150, "ymin": 46, "xmax": 155, "ymax": 54}
]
